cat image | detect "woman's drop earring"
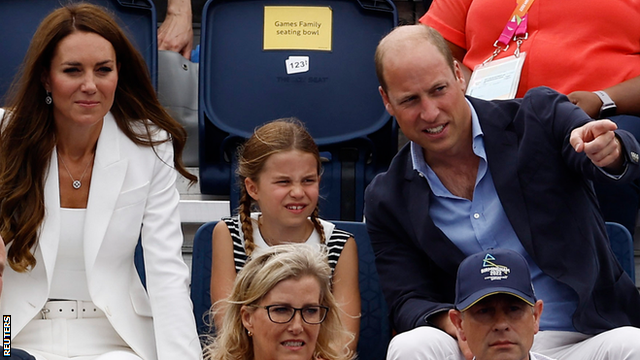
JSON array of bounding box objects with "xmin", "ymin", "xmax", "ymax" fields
[{"xmin": 45, "ymin": 91, "xmax": 52, "ymax": 105}]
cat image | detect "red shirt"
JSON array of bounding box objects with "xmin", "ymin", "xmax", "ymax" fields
[{"xmin": 421, "ymin": 0, "xmax": 640, "ymax": 98}]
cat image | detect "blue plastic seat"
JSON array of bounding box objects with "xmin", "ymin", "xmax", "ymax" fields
[
  {"xmin": 605, "ymin": 221, "xmax": 636, "ymax": 283},
  {"xmin": 332, "ymin": 221, "xmax": 391, "ymax": 360},
  {"xmin": 0, "ymin": 0, "xmax": 157, "ymax": 103},
  {"xmin": 190, "ymin": 221, "xmax": 217, "ymax": 334},
  {"xmin": 189, "ymin": 220, "xmax": 391, "ymax": 360},
  {"xmin": 134, "ymin": 237, "xmax": 146, "ymax": 289},
  {"xmin": 198, "ymin": 0, "xmax": 398, "ymax": 221}
]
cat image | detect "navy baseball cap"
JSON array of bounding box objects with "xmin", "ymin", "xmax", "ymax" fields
[{"xmin": 455, "ymin": 248, "xmax": 536, "ymax": 311}]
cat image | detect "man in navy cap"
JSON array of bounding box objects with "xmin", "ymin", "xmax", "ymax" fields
[{"xmin": 449, "ymin": 249, "xmax": 552, "ymax": 360}]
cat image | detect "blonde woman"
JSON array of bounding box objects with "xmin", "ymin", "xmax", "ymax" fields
[{"xmin": 204, "ymin": 243, "xmax": 353, "ymax": 360}]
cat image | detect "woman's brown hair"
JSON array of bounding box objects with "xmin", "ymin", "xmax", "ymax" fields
[
  {"xmin": 236, "ymin": 118, "xmax": 324, "ymax": 256},
  {"xmin": 0, "ymin": 3, "xmax": 197, "ymax": 272}
]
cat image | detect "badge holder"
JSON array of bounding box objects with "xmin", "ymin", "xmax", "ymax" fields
[
  {"xmin": 466, "ymin": 51, "xmax": 526, "ymax": 100},
  {"xmin": 465, "ymin": 2, "xmax": 533, "ymax": 101}
]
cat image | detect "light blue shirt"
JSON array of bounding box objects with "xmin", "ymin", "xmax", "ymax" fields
[{"xmin": 411, "ymin": 100, "xmax": 578, "ymax": 331}]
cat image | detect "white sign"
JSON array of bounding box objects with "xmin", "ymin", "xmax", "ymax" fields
[{"xmin": 285, "ymin": 56, "xmax": 310, "ymax": 74}]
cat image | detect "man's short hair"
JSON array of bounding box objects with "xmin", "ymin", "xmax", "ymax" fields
[{"xmin": 374, "ymin": 25, "xmax": 456, "ymax": 92}]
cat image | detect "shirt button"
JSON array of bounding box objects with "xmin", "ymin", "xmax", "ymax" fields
[{"xmin": 473, "ymin": 213, "xmax": 480, "ymax": 219}]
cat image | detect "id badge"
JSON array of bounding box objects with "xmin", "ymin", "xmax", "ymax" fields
[{"xmin": 465, "ymin": 53, "xmax": 526, "ymax": 100}]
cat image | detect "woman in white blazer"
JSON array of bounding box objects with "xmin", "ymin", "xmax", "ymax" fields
[{"xmin": 0, "ymin": 4, "xmax": 201, "ymax": 360}]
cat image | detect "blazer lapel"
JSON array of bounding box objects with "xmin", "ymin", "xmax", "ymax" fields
[
  {"xmin": 404, "ymin": 155, "xmax": 466, "ymax": 274},
  {"xmin": 40, "ymin": 151, "xmax": 62, "ymax": 288},
  {"xmin": 84, "ymin": 113, "xmax": 128, "ymax": 269},
  {"xmin": 475, "ymin": 99, "xmax": 534, "ymax": 251}
]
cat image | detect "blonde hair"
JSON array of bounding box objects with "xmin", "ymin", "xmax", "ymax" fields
[
  {"xmin": 236, "ymin": 118, "xmax": 324, "ymax": 256},
  {"xmin": 203, "ymin": 244, "xmax": 353, "ymax": 360}
]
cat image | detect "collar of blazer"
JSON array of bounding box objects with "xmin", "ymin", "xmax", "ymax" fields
[
  {"xmin": 402, "ymin": 98, "xmax": 534, "ymax": 267},
  {"xmin": 40, "ymin": 112, "xmax": 129, "ymax": 285},
  {"xmin": 469, "ymin": 97, "xmax": 534, "ymax": 251}
]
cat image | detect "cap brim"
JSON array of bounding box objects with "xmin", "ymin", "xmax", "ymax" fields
[{"xmin": 456, "ymin": 287, "xmax": 536, "ymax": 311}]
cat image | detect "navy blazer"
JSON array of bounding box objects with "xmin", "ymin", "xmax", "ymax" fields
[{"xmin": 365, "ymin": 87, "xmax": 640, "ymax": 335}]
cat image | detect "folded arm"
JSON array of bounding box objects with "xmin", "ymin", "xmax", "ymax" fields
[{"xmin": 568, "ymin": 76, "xmax": 640, "ymax": 118}]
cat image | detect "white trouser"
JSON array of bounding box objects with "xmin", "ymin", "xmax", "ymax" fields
[
  {"xmin": 13, "ymin": 317, "xmax": 141, "ymax": 360},
  {"xmin": 386, "ymin": 326, "xmax": 640, "ymax": 360}
]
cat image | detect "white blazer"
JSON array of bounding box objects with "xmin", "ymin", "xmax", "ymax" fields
[{"xmin": 0, "ymin": 110, "xmax": 202, "ymax": 360}]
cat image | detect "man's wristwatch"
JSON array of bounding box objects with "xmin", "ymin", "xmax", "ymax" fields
[{"xmin": 593, "ymin": 90, "xmax": 617, "ymax": 119}]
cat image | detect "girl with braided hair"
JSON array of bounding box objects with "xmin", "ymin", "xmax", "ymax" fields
[{"xmin": 210, "ymin": 118, "xmax": 360, "ymax": 352}]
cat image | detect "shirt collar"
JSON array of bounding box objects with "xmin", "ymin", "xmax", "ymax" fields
[{"xmin": 411, "ymin": 98, "xmax": 485, "ymax": 175}]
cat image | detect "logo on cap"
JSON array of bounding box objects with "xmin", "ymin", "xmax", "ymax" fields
[
  {"xmin": 480, "ymin": 254, "xmax": 511, "ymax": 281},
  {"xmin": 454, "ymin": 248, "xmax": 537, "ymax": 311}
]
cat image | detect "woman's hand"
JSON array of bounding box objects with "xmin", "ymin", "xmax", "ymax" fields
[{"xmin": 567, "ymin": 91, "xmax": 602, "ymax": 119}]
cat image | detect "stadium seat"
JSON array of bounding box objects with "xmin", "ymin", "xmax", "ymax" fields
[
  {"xmin": 0, "ymin": 0, "xmax": 157, "ymax": 104},
  {"xmin": 134, "ymin": 237, "xmax": 146, "ymax": 289},
  {"xmin": 606, "ymin": 221, "xmax": 636, "ymax": 283},
  {"xmin": 190, "ymin": 221, "xmax": 217, "ymax": 334},
  {"xmin": 333, "ymin": 221, "xmax": 391, "ymax": 360},
  {"xmin": 157, "ymin": 50, "xmax": 200, "ymax": 167},
  {"xmin": 198, "ymin": 0, "xmax": 398, "ymax": 221},
  {"xmin": 189, "ymin": 220, "xmax": 391, "ymax": 360}
]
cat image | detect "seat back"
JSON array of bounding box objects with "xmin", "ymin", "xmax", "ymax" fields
[
  {"xmin": 198, "ymin": 0, "xmax": 398, "ymax": 221},
  {"xmin": 134, "ymin": 237, "xmax": 146, "ymax": 289},
  {"xmin": 190, "ymin": 221, "xmax": 218, "ymax": 334},
  {"xmin": 333, "ymin": 221, "xmax": 390, "ymax": 360},
  {"xmin": 0, "ymin": 0, "xmax": 157, "ymax": 104},
  {"xmin": 157, "ymin": 50, "xmax": 200, "ymax": 167},
  {"xmin": 605, "ymin": 221, "xmax": 636, "ymax": 283},
  {"xmin": 189, "ymin": 220, "xmax": 391, "ymax": 360}
]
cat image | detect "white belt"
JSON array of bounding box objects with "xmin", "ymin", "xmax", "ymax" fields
[{"xmin": 37, "ymin": 300, "xmax": 106, "ymax": 320}]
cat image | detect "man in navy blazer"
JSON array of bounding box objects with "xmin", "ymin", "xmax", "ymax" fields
[{"xmin": 366, "ymin": 25, "xmax": 640, "ymax": 360}]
